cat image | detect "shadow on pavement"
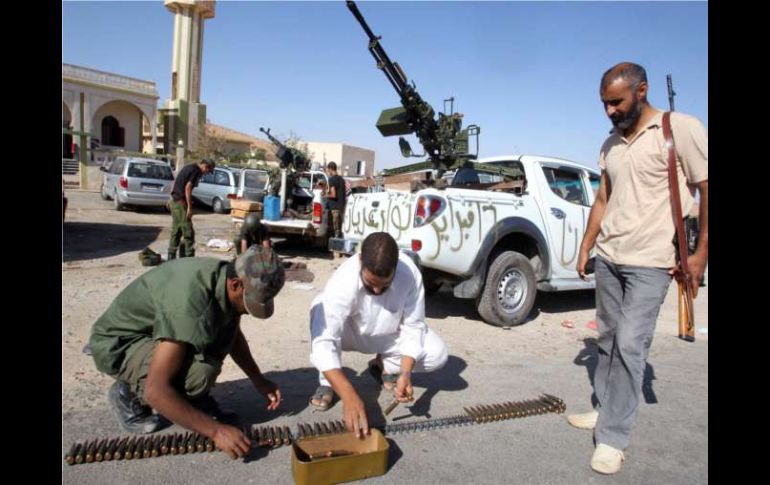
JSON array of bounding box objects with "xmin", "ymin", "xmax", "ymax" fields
[{"xmin": 63, "ymin": 222, "xmax": 162, "ymax": 262}]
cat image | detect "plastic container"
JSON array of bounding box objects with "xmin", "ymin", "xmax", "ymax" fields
[{"xmin": 263, "ymin": 195, "xmax": 281, "ymax": 221}]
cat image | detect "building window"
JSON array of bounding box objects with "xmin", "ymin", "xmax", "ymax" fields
[
  {"xmin": 356, "ymin": 160, "xmax": 366, "ymax": 176},
  {"xmin": 101, "ymin": 116, "xmax": 125, "ymax": 147}
]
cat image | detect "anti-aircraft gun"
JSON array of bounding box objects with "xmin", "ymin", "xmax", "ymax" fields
[
  {"xmin": 346, "ymin": 0, "xmax": 523, "ymax": 187},
  {"xmin": 259, "ymin": 127, "xmax": 311, "ymax": 172}
]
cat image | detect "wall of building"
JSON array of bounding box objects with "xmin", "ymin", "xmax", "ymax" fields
[
  {"xmin": 341, "ymin": 145, "xmax": 375, "ymax": 177},
  {"xmin": 91, "ymin": 100, "xmax": 143, "ymax": 152},
  {"xmin": 62, "ymin": 64, "xmax": 159, "ymax": 164},
  {"xmin": 304, "ymin": 141, "xmax": 375, "ymax": 176},
  {"xmin": 304, "ymin": 142, "xmax": 343, "ymax": 170}
]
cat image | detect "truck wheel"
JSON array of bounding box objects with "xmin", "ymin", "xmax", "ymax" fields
[
  {"xmin": 212, "ymin": 197, "xmax": 225, "ymax": 214},
  {"xmin": 423, "ymin": 275, "xmax": 442, "ymax": 295},
  {"xmin": 477, "ymin": 251, "xmax": 537, "ymax": 327}
]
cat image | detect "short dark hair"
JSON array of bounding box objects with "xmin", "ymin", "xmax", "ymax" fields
[
  {"xmin": 360, "ymin": 232, "xmax": 398, "ymax": 278},
  {"xmin": 200, "ymin": 159, "xmax": 216, "ymax": 170},
  {"xmin": 600, "ymin": 62, "xmax": 648, "ymax": 92},
  {"xmin": 326, "ymin": 162, "xmax": 337, "ymax": 171}
]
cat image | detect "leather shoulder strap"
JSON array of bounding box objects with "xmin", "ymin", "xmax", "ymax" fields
[{"xmin": 662, "ymin": 111, "xmax": 689, "ymax": 274}]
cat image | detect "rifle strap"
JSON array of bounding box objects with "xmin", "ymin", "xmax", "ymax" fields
[{"xmin": 662, "ymin": 112, "xmax": 690, "ymax": 279}]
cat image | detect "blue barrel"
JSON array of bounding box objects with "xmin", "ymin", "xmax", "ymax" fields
[{"xmin": 263, "ymin": 195, "xmax": 281, "ymax": 221}]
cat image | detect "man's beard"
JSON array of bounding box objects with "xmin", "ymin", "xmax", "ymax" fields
[{"xmin": 611, "ymin": 98, "xmax": 643, "ymax": 130}]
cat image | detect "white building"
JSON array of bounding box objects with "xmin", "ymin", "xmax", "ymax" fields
[
  {"xmin": 303, "ymin": 141, "xmax": 375, "ymax": 177},
  {"xmin": 62, "ymin": 63, "xmax": 159, "ymax": 159}
]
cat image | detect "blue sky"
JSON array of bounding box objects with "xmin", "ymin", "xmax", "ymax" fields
[{"xmin": 62, "ymin": 1, "xmax": 708, "ymax": 170}]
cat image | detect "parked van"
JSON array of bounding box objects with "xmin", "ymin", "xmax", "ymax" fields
[
  {"xmin": 192, "ymin": 166, "xmax": 269, "ymax": 213},
  {"xmin": 100, "ymin": 157, "xmax": 174, "ymax": 211}
]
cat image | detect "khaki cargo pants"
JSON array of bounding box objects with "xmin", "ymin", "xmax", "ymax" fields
[
  {"xmin": 169, "ymin": 199, "xmax": 195, "ymax": 258},
  {"xmin": 116, "ymin": 339, "xmax": 221, "ymax": 405}
]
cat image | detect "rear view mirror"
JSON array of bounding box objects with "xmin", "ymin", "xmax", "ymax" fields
[{"xmin": 99, "ymin": 166, "xmax": 107, "ymax": 172}]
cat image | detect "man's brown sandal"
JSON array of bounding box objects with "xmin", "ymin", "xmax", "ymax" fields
[{"xmin": 309, "ymin": 385, "xmax": 335, "ymax": 411}]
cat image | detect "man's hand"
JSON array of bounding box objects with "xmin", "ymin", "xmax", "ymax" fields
[
  {"xmin": 394, "ymin": 372, "xmax": 413, "ymax": 402},
  {"xmin": 687, "ymin": 253, "xmax": 707, "ymax": 298},
  {"xmin": 186, "ymin": 207, "xmax": 193, "ymax": 220},
  {"xmin": 254, "ymin": 377, "xmax": 282, "ymax": 411},
  {"xmin": 576, "ymin": 248, "xmax": 591, "ymax": 280},
  {"xmin": 212, "ymin": 423, "xmax": 251, "ymax": 459},
  {"xmin": 342, "ymin": 393, "xmax": 369, "ymax": 438}
]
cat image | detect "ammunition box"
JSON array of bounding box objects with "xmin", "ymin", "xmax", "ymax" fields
[
  {"xmin": 376, "ymin": 107, "xmax": 413, "ymax": 137},
  {"xmin": 291, "ymin": 429, "xmax": 388, "ymax": 485}
]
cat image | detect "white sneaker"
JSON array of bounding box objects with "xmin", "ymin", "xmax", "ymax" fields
[
  {"xmin": 591, "ymin": 443, "xmax": 625, "ymax": 474},
  {"xmin": 567, "ymin": 410, "xmax": 598, "ymax": 430}
]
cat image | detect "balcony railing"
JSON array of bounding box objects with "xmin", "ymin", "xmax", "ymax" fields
[{"xmin": 62, "ymin": 64, "xmax": 158, "ymax": 97}]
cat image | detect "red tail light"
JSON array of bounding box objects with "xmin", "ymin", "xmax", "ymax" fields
[
  {"xmin": 414, "ymin": 195, "xmax": 446, "ymax": 227},
  {"xmin": 412, "ymin": 239, "xmax": 422, "ymax": 252},
  {"xmin": 119, "ymin": 176, "xmax": 128, "ymax": 189},
  {"xmin": 227, "ymin": 194, "xmax": 238, "ymax": 199},
  {"xmin": 313, "ymin": 202, "xmax": 322, "ymax": 224}
]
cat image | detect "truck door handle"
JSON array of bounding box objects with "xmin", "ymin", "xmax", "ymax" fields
[{"xmin": 550, "ymin": 208, "xmax": 566, "ymax": 219}]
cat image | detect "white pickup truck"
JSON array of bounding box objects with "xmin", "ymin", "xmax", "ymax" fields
[
  {"xmin": 250, "ymin": 169, "xmax": 331, "ymax": 248},
  {"xmin": 329, "ymin": 155, "xmax": 601, "ymax": 327}
]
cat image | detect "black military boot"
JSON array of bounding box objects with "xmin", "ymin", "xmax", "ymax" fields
[{"xmin": 108, "ymin": 381, "xmax": 167, "ymax": 434}]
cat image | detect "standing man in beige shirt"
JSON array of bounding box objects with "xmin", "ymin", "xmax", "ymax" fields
[{"xmin": 568, "ymin": 62, "xmax": 708, "ymax": 475}]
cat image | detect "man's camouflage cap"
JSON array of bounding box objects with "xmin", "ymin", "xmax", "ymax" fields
[{"xmin": 235, "ymin": 245, "xmax": 285, "ymax": 318}]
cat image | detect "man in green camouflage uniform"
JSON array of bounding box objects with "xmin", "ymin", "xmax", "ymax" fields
[
  {"xmin": 89, "ymin": 246, "xmax": 285, "ymax": 459},
  {"xmin": 168, "ymin": 159, "xmax": 215, "ymax": 259},
  {"xmin": 234, "ymin": 213, "xmax": 271, "ymax": 255}
]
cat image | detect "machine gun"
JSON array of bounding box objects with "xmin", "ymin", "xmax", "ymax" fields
[
  {"xmin": 346, "ymin": 1, "xmax": 479, "ymax": 175},
  {"xmin": 259, "ymin": 127, "xmax": 310, "ymax": 172},
  {"xmin": 346, "ymin": 1, "xmax": 523, "ymax": 187}
]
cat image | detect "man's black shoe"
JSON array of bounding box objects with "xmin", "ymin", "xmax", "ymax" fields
[
  {"xmin": 189, "ymin": 394, "xmax": 239, "ymax": 424},
  {"xmin": 108, "ymin": 381, "xmax": 166, "ymax": 434}
]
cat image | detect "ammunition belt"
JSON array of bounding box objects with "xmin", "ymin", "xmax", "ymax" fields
[{"xmin": 65, "ymin": 394, "xmax": 565, "ymax": 466}]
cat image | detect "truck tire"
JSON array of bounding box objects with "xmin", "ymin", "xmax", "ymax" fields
[
  {"xmin": 423, "ymin": 275, "xmax": 442, "ymax": 296},
  {"xmin": 477, "ymin": 251, "xmax": 537, "ymax": 327}
]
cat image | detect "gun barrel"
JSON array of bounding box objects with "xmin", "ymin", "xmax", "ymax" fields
[
  {"xmin": 347, "ymin": 1, "xmax": 408, "ymax": 94},
  {"xmin": 666, "ymin": 74, "xmax": 676, "ymax": 112},
  {"xmin": 346, "ymin": 1, "xmax": 377, "ymax": 41}
]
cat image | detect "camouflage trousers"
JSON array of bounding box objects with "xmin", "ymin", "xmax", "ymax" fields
[
  {"xmin": 116, "ymin": 339, "xmax": 221, "ymax": 406},
  {"xmin": 329, "ymin": 209, "xmax": 343, "ymax": 238},
  {"xmin": 168, "ymin": 199, "xmax": 195, "ymax": 258}
]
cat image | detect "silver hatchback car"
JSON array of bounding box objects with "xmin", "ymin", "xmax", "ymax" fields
[{"xmin": 100, "ymin": 157, "xmax": 174, "ymax": 211}]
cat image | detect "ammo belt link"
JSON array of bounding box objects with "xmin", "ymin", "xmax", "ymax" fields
[{"xmin": 65, "ymin": 394, "xmax": 565, "ymax": 465}]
